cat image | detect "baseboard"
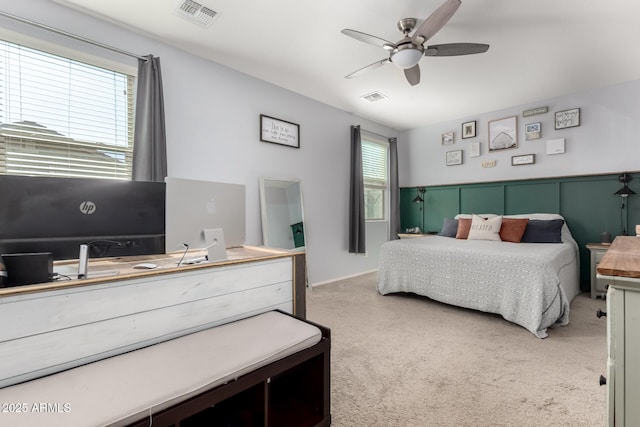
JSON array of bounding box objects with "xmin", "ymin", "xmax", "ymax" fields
[{"xmin": 311, "ymin": 269, "xmax": 378, "ymax": 288}]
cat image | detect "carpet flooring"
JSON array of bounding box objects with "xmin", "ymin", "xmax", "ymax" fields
[{"xmin": 306, "ymin": 272, "xmax": 607, "ymax": 427}]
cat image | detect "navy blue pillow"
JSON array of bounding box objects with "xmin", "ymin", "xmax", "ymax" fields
[
  {"xmin": 520, "ymin": 219, "xmax": 564, "ymax": 243},
  {"xmin": 438, "ymin": 218, "xmax": 459, "ymax": 238}
]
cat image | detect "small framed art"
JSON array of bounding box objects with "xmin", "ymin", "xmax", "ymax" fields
[
  {"xmin": 511, "ymin": 154, "xmax": 535, "ymax": 166},
  {"xmin": 446, "ymin": 150, "xmax": 463, "ymax": 166},
  {"xmin": 462, "ymin": 121, "xmax": 476, "ymax": 139},
  {"xmin": 260, "ymin": 114, "xmax": 300, "ymax": 148},
  {"xmin": 547, "ymin": 138, "xmax": 566, "ymax": 154},
  {"xmin": 469, "ymin": 141, "xmax": 481, "ymax": 157},
  {"xmin": 442, "ymin": 131, "xmax": 454, "ymax": 145},
  {"xmin": 554, "ymin": 108, "xmax": 580, "ymax": 130},
  {"xmin": 488, "ymin": 116, "xmax": 517, "ymax": 151},
  {"xmin": 525, "ymin": 122, "xmax": 541, "ymax": 140}
]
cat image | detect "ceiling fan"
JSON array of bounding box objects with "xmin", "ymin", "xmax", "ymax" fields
[{"xmin": 341, "ymin": 0, "xmax": 489, "ymax": 86}]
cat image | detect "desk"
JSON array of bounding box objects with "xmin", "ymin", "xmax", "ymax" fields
[
  {"xmin": 597, "ymin": 236, "xmax": 640, "ymax": 426},
  {"xmin": 0, "ymin": 246, "xmax": 306, "ymax": 389}
]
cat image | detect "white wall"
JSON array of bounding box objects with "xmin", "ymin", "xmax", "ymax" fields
[
  {"xmin": 1, "ymin": 0, "xmax": 397, "ymax": 285},
  {"xmin": 398, "ymin": 79, "xmax": 640, "ymax": 187}
]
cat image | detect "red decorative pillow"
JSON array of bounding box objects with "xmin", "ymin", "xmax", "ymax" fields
[
  {"xmin": 499, "ymin": 218, "xmax": 529, "ymax": 243},
  {"xmin": 456, "ymin": 218, "xmax": 472, "ymax": 239}
]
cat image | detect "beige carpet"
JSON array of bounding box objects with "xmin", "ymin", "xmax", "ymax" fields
[{"xmin": 306, "ymin": 272, "xmax": 607, "ymax": 427}]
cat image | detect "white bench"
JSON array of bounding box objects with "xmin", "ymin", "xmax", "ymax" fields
[{"xmin": 0, "ymin": 311, "xmax": 331, "ymax": 427}]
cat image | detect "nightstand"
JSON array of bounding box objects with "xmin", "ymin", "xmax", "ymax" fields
[{"xmin": 586, "ymin": 243, "xmax": 610, "ymax": 298}]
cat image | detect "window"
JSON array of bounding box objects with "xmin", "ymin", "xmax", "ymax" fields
[
  {"xmin": 361, "ymin": 135, "xmax": 388, "ymax": 220},
  {"xmin": 0, "ymin": 40, "xmax": 135, "ymax": 179}
]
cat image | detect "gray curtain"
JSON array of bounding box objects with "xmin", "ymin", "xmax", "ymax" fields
[
  {"xmin": 349, "ymin": 125, "xmax": 366, "ymax": 253},
  {"xmin": 132, "ymin": 55, "xmax": 167, "ymax": 182},
  {"xmin": 389, "ymin": 137, "xmax": 400, "ymax": 240}
]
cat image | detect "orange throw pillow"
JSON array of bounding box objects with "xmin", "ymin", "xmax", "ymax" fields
[
  {"xmin": 456, "ymin": 218, "xmax": 472, "ymax": 239},
  {"xmin": 499, "ymin": 218, "xmax": 529, "ymax": 243}
]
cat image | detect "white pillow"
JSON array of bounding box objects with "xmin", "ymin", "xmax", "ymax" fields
[{"xmin": 467, "ymin": 214, "xmax": 503, "ymax": 241}]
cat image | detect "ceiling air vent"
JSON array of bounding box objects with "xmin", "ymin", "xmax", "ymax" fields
[
  {"xmin": 174, "ymin": 0, "xmax": 219, "ymax": 28},
  {"xmin": 360, "ymin": 91, "xmax": 388, "ymax": 103}
]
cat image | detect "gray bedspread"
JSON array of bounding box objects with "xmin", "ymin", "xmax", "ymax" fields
[{"xmin": 377, "ymin": 235, "xmax": 579, "ymax": 338}]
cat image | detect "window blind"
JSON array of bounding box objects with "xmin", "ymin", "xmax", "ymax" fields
[
  {"xmin": 361, "ymin": 139, "xmax": 388, "ymax": 188},
  {"xmin": 0, "ymin": 40, "xmax": 134, "ymax": 179}
]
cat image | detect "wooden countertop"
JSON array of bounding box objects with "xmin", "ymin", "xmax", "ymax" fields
[
  {"xmin": 597, "ymin": 236, "xmax": 640, "ymax": 279},
  {"xmin": 0, "ymin": 246, "xmax": 300, "ymax": 298}
]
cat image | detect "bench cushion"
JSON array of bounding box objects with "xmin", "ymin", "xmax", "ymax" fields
[{"xmin": 0, "ymin": 311, "xmax": 322, "ymax": 426}]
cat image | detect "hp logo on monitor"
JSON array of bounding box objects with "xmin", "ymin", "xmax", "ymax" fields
[{"xmin": 79, "ymin": 201, "xmax": 97, "ymax": 215}]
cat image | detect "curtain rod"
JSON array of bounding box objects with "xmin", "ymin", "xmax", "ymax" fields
[
  {"xmin": 362, "ymin": 128, "xmax": 392, "ymax": 141},
  {"xmin": 0, "ymin": 10, "xmax": 148, "ymax": 62}
]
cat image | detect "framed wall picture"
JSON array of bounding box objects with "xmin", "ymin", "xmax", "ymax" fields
[
  {"xmin": 525, "ymin": 122, "xmax": 541, "ymax": 140},
  {"xmin": 547, "ymin": 138, "xmax": 566, "ymax": 154},
  {"xmin": 522, "ymin": 106, "xmax": 548, "ymax": 117},
  {"xmin": 469, "ymin": 141, "xmax": 481, "ymax": 157},
  {"xmin": 488, "ymin": 116, "xmax": 518, "ymax": 151},
  {"xmin": 511, "ymin": 154, "xmax": 535, "ymax": 166},
  {"xmin": 461, "ymin": 121, "xmax": 476, "ymax": 139},
  {"xmin": 555, "ymin": 108, "xmax": 580, "ymax": 130},
  {"xmin": 442, "ymin": 131, "xmax": 454, "ymax": 145},
  {"xmin": 260, "ymin": 114, "xmax": 300, "ymax": 148},
  {"xmin": 446, "ymin": 150, "xmax": 463, "ymax": 166}
]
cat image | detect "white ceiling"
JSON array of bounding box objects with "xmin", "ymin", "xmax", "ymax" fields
[{"xmin": 53, "ymin": 0, "xmax": 640, "ymax": 131}]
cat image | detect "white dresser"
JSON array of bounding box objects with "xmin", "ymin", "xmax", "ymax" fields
[
  {"xmin": 597, "ymin": 237, "xmax": 640, "ymax": 426},
  {"xmin": 0, "ymin": 247, "xmax": 306, "ymax": 389}
]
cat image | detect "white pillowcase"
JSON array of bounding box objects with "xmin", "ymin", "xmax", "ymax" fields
[{"xmin": 467, "ymin": 214, "xmax": 503, "ymax": 241}]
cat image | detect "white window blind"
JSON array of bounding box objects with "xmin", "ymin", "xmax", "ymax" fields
[
  {"xmin": 361, "ymin": 136, "xmax": 388, "ymax": 220},
  {"xmin": 0, "ymin": 40, "xmax": 135, "ymax": 179},
  {"xmin": 362, "ymin": 139, "xmax": 388, "ymax": 188}
]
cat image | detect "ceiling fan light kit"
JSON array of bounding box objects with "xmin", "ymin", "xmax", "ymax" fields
[
  {"xmin": 390, "ymin": 44, "xmax": 424, "ymax": 69},
  {"xmin": 341, "ymin": 0, "xmax": 489, "ymax": 86}
]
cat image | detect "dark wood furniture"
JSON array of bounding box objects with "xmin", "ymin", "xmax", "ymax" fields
[{"xmin": 126, "ymin": 315, "xmax": 331, "ymax": 427}]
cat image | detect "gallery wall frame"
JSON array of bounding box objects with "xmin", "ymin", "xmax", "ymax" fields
[
  {"xmin": 554, "ymin": 108, "xmax": 580, "ymax": 130},
  {"xmin": 525, "ymin": 122, "xmax": 541, "ymax": 140},
  {"xmin": 512, "ymin": 154, "xmax": 535, "ymax": 166},
  {"xmin": 522, "ymin": 106, "xmax": 548, "ymax": 117},
  {"xmin": 442, "ymin": 131, "xmax": 454, "ymax": 145},
  {"xmin": 462, "ymin": 120, "xmax": 476, "ymax": 139},
  {"xmin": 488, "ymin": 115, "xmax": 518, "ymax": 151},
  {"xmin": 446, "ymin": 150, "xmax": 463, "ymax": 166},
  {"xmin": 547, "ymin": 138, "xmax": 566, "ymax": 154},
  {"xmin": 469, "ymin": 141, "xmax": 481, "ymax": 157}
]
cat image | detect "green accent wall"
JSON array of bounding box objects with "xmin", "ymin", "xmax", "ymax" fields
[{"xmin": 401, "ymin": 173, "xmax": 640, "ymax": 291}]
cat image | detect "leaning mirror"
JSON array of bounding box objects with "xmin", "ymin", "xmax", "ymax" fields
[{"xmin": 259, "ymin": 177, "xmax": 306, "ymax": 251}]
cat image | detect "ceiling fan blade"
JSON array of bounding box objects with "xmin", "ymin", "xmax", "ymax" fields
[
  {"xmin": 404, "ymin": 65, "xmax": 421, "ymax": 86},
  {"xmin": 411, "ymin": 0, "xmax": 461, "ymax": 44},
  {"xmin": 345, "ymin": 58, "xmax": 391, "ymax": 79},
  {"xmin": 341, "ymin": 29, "xmax": 397, "ymax": 50},
  {"xmin": 424, "ymin": 43, "xmax": 490, "ymax": 56}
]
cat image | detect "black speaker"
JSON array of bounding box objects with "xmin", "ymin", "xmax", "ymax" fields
[{"xmin": 2, "ymin": 252, "xmax": 53, "ymax": 287}]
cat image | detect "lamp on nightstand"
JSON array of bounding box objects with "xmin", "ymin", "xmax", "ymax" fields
[{"xmin": 614, "ymin": 173, "xmax": 635, "ymax": 235}]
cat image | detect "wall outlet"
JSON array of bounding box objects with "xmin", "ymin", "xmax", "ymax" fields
[{"xmin": 482, "ymin": 160, "xmax": 497, "ymax": 168}]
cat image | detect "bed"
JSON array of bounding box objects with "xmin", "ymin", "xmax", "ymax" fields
[{"xmin": 377, "ymin": 213, "xmax": 581, "ymax": 338}]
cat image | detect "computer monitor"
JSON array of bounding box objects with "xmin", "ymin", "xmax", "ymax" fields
[
  {"xmin": 0, "ymin": 175, "xmax": 166, "ymax": 260},
  {"xmin": 164, "ymin": 177, "xmax": 245, "ymax": 252}
]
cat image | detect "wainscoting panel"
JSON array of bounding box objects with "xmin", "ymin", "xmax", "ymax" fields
[
  {"xmin": 401, "ymin": 172, "xmax": 640, "ymax": 290},
  {"xmin": 424, "ymin": 188, "xmax": 459, "ymax": 233},
  {"xmin": 460, "ymin": 185, "xmax": 504, "ymax": 216},
  {"xmin": 504, "ymin": 181, "xmax": 560, "ymax": 214}
]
